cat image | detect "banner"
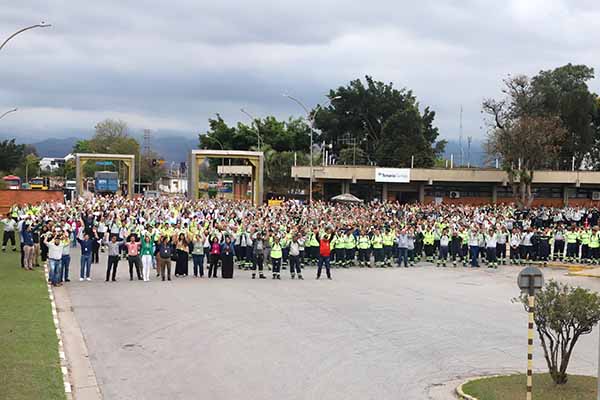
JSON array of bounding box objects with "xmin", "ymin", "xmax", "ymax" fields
[{"xmin": 374, "ymin": 168, "xmax": 410, "ymax": 183}]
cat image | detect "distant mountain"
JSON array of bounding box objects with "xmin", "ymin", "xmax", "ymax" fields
[
  {"xmin": 29, "ymin": 135, "xmax": 198, "ymax": 163},
  {"xmin": 442, "ymin": 138, "xmax": 486, "ymax": 167}
]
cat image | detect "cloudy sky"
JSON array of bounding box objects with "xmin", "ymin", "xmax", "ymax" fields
[{"xmin": 1, "ymin": 0, "xmax": 600, "ymax": 145}]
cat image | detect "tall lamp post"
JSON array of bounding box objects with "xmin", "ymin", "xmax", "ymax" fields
[
  {"xmin": 240, "ymin": 108, "xmax": 262, "ymax": 151},
  {"xmin": 517, "ymin": 266, "xmax": 544, "ymax": 400},
  {"xmin": 0, "ymin": 22, "xmax": 52, "ymax": 52},
  {"xmin": 0, "ymin": 108, "xmax": 17, "ymax": 121},
  {"xmin": 284, "ymin": 94, "xmax": 341, "ymax": 205}
]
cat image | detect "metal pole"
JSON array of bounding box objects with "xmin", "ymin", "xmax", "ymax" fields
[
  {"xmin": 450, "ymin": 154, "xmax": 453, "ymax": 169},
  {"xmin": 572, "ymin": 156, "xmax": 576, "ymax": 172},
  {"xmin": 0, "ymin": 23, "xmax": 52, "ymax": 52},
  {"xmin": 527, "ymin": 294, "xmax": 535, "ymax": 400},
  {"xmin": 0, "ymin": 108, "xmax": 17, "ymax": 121},
  {"xmin": 597, "ymin": 324, "xmax": 600, "ymax": 400},
  {"xmin": 411, "ymin": 155, "xmax": 414, "ymax": 169}
]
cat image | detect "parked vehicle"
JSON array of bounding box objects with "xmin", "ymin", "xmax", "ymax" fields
[
  {"xmin": 2, "ymin": 175, "xmax": 21, "ymax": 190},
  {"xmin": 30, "ymin": 177, "xmax": 49, "ymax": 190},
  {"xmin": 94, "ymin": 171, "xmax": 119, "ymax": 194}
]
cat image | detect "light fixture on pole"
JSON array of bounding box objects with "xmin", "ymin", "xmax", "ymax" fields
[
  {"xmin": 0, "ymin": 22, "xmax": 52, "ymax": 52},
  {"xmin": 0, "ymin": 108, "xmax": 17, "ymax": 121},
  {"xmin": 284, "ymin": 94, "xmax": 341, "ymax": 205},
  {"xmin": 517, "ymin": 266, "xmax": 544, "ymax": 400},
  {"xmin": 240, "ymin": 108, "xmax": 262, "ymax": 151}
]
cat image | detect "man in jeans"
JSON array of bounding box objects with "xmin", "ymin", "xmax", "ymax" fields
[
  {"xmin": 60, "ymin": 230, "xmax": 72, "ymax": 282},
  {"xmin": 45, "ymin": 233, "xmax": 64, "ymax": 286},
  {"xmin": 397, "ymin": 228, "xmax": 409, "ymax": 268},
  {"xmin": 77, "ymin": 232, "xmax": 94, "ymax": 281}
]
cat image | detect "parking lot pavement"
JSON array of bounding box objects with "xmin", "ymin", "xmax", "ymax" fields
[{"xmin": 65, "ymin": 257, "xmax": 600, "ymax": 400}]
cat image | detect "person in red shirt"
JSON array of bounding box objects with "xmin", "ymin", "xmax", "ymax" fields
[{"xmin": 316, "ymin": 228, "xmax": 335, "ymax": 280}]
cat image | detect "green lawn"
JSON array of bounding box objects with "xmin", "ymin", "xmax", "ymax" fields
[
  {"xmin": 462, "ymin": 373, "xmax": 597, "ymax": 400},
  {"xmin": 0, "ymin": 234, "xmax": 66, "ymax": 400}
]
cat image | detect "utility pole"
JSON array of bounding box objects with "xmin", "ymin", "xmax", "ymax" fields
[
  {"xmin": 459, "ymin": 105, "xmax": 464, "ymax": 167},
  {"xmin": 467, "ymin": 136, "xmax": 472, "ymax": 168}
]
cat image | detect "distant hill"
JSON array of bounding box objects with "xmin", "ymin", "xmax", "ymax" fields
[
  {"xmin": 29, "ymin": 135, "xmax": 199, "ymax": 163},
  {"xmin": 443, "ymin": 138, "xmax": 486, "ymax": 167}
]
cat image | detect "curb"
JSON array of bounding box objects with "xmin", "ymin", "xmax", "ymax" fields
[
  {"xmin": 44, "ymin": 264, "xmax": 73, "ymax": 397},
  {"xmin": 455, "ymin": 374, "xmax": 512, "ymax": 400},
  {"xmin": 567, "ymin": 272, "xmax": 600, "ymax": 279}
]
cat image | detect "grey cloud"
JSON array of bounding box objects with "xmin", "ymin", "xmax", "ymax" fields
[{"xmin": 1, "ymin": 0, "xmax": 600, "ymax": 144}]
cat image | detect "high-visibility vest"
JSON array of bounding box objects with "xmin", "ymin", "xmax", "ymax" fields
[
  {"xmin": 382, "ymin": 233, "xmax": 394, "ymax": 246},
  {"xmin": 345, "ymin": 235, "xmax": 356, "ymax": 249},
  {"xmin": 358, "ymin": 236, "xmax": 370, "ymax": 249},
  {"xmin": 580, "ymin": 231, "xmax": 591, "ymax": 245},
  {"xmin": 271, "ymin": 243, "xmax": 282, "ymax": 259},
  {"xmin": 371, "ymin": 235, "xmax": 383, "ymax": 249},
  {"xmin": 590, "ymin": 233, "xmax": 600, "ymax": 249},
  {"xmin": 423, "ymin": 231, "xmax": 435, "ymax": 245},
  {"xmin": 566, "ymin": 232, "xmax": 578, "ymax": 244}
]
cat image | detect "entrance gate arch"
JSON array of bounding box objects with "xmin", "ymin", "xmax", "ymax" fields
[
  {"xmin": 188, "ymin": 150, "xmax": 264, "ymax": 206},
  {"xmin": 75, "ymin": 153, "xmax": 135, "ymax": 199}
]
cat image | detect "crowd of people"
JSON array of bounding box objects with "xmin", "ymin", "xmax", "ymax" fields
[{"xmin": 2, "ymin": 196, "xmax": 600, "ymax": 287}]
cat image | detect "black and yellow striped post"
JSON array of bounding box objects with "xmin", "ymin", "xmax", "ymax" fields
[
  {"xmin": 517, "ymin": 266, "xmax": 544, "ymax": 400},
  {"xmin": 526, "ymin": 294, "xmax": 535, "ymax": 400}
]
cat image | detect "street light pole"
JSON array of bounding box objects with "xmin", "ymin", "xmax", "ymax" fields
[
  {"xmin": 284, "ymin": 94, "xmax": 341, "ymax": 205},
  {"xmin": 0, "ymin": 23, "xmax": 52, "ymax": 52},
  {"xmin": 240, "ymin": 108, "xmax": 261, "ymax": 151},
  {"xmin": 0, "ymin": 108, "xmax": 17, "ymax": 121}
]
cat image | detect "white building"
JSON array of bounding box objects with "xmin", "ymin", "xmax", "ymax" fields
[{"xmin": 39, "ymin": 153, "xmax": 75, "ymax": 172}]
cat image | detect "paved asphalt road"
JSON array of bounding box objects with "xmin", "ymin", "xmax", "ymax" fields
[{"xmin": 65, "ymin": 256, "xmax": 600, "ymax": 400}]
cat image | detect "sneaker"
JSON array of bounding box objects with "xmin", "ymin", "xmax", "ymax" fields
[
  {"xmin": 259, "ymin": 275, "xmax": 266, "ymax": 279},
  {"xmin": 86, "ymin": 278, "xmax": 91, "ymax": 281},
  {"xmin": 79, "ymin": 278, "xmax": 84, "ymax": 281},
  {"xmin": 298, "ymin": 275, "xmax": 304, "ymax": 280},
  {"xmin": 277, "ymin": 275, "xmax": 281, "ymax": 280},
  {"xmin": 252, "ymin": 274, "xmax": 256, "ymax": 279}
]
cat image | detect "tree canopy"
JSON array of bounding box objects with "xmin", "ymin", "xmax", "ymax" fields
[
  {"xmin": 312, "ymin": 75, "xmax": 446, "ymax": 167},
  {"xmin": 0, "ymin": 138, "xmax": 26, "ymax": 173}
]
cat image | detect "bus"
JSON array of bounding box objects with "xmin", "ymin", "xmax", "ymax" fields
[
  {"xmin": 30, "ymin": 177, "xmax": 49, "ymax": 190},
  {"xmin": 2, "ymin": 175, "xmax": 21, "ymax": 190}
]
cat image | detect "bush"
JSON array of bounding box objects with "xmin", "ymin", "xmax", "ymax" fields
[{"xmin": 516, "ymin": 280, "xmax": 600, "ymax": 384}]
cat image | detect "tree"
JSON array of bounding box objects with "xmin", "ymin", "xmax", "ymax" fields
[
  {"xmin": 259, "ymin": 145, "xmax": 308, "ymax": 195},
  {"xmin": 73, "ymin": 119, "xmax": 141, "ymax": 179},
  {"xmin": 200, "ymin": 114, "xmax": 310, "ymax": 153},
  {"xmin": 313, "ymin": 76, "xmax": 445, "ymax": 167},
  {"xmin": 516, "ymin": 281, "xmax": 600, "ymax": 385},
  {"xmin": 338, "ymin": 145, "xmax": 367, "ymax": 165},
  {"xmin": 529, "ymin": 64, "xmax": 598, "ymax": 169},
  {"xmin": 0, "ymin": 138, "xmax": 25, "ymax": 173},
  {"xmin": 484, "ymin": 75, "xmax": 567, "ymax": 208}
]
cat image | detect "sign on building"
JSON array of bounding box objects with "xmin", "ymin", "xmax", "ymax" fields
[{"xmin": 374, "ymin": 168, "xmax": 411, "ymax": 183}]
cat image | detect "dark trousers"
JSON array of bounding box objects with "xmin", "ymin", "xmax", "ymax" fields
[
  {"xmin": 106, "ymin": 255, "xmax": 119, "ymax": 281},
  {"xmin": 2, "ymin": 230, "xmax": 16, "ymax": 249},
  {"xmin": 272, "ymin": 258, "xmax": 281, "ymax": 275},
  {"xmin": 128, "ymin": 255, "xmax": 142, "ymax": 280},
  {"xmin": 192, "ymin": 254, "xmax": 204, "ymax": 277},
  {"xmin": 209, "ymin": 254, "xmax": 219, "ymax": 278},
  {"xmin": 317, "ymin": 255, "xmax": 331, "ymax": 278},
  {"xmin": 397, "ymin": 248, "xmax": 408, "ymax": 267},
  {"xmin": 61, "ymin": 255, "xmax": 70, "ymax": 281},
  {"xmin": 289, "ymin": 255, "xmax": 301, "ymax": 274},
  {"xmin": 358, "ymin": 248, "xmax": 369, "ymax": 263},
  {"xmin": 553, "ymin": 240, "xmax": 565, "ymax": 258},
  {"xmin": 470, "ymin": 246, "xmax": 479, "ymax": 267},
  {"xmin": 92, "ymin": 241, "xmax": 100, "ymax": 263},
  {"xmin": 345, "ymin": 248, "xmax": 355, "ymax": 263},
  {"xmin": 253, "ymin": 254, "xmax": 264, "ymax": 275}
]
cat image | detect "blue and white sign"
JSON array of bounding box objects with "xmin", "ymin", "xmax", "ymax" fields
[
  {"xmin": 375, "ymin": 168, "xmax": 411, "ymax": 183},
  {"xmin": 95, "ymin": 161, "xmax": 113, "ymax": 166}
]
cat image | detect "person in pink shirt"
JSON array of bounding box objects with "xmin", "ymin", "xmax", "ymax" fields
[{"xmin": 125, "ymin": 235, "xmax": 143, "ymax": 280}]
